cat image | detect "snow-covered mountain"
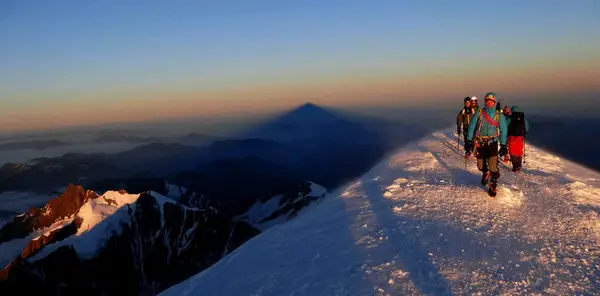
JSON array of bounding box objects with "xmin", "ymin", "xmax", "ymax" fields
[
  {"xmin": 0, "ymin": 178, "xmax": 327, "ymax": 294},
  {"xmin": 0, "ymin": 185, "xmax": 260, "ymax": 295},
  {"xmin": 160, "ymin": 129, "xmax": 600, "ymax": 296}
]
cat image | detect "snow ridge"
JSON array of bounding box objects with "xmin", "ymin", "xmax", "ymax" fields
[
  {"xmin": 160, "ymin": 129, "xmax": 600, "ymax": 296},
  {"xmin": 236, "ymin": 181, "xmax": 328, "ymax": 230}
]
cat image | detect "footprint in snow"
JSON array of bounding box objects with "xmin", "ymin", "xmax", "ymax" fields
[
  {"xmin": 393, "ymin": 178, "xmax": 411, "ymax": 185},
  {"xmin": 494, "ymin": 187, "xmax": 524, "ymax": 207},
  {"xmin": 383, "ymin": 178, "xmax": 415, "ymax": 198},
  {"xmin": 386, "ymin": 184, "xmax": 400, "ymax": 191}
]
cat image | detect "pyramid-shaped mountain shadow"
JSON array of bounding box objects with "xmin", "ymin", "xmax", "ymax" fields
[
  {"xmin": 233, "ymin": 103, "xmax": 365, "ymax": 142},
  {"xmin": 215, "ymin": 102, "xmax": 430, "ymax": 189},
  {"xmin": 234, "ymin": 102, "xmax": 424, "ymax": 145}
]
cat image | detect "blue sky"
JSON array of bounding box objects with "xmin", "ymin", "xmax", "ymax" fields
[{"xmin": 0, "ymin": 0, "xmax": 599, "ymax": 131}]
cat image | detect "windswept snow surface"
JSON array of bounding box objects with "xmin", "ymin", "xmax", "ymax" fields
[
  {"xmin": 161, "ymin": 129, "xmax": 600, "ymax": 296},
  {"xmin": 76, "ymin": 190, "xmax": 140, "ymax": 235}
]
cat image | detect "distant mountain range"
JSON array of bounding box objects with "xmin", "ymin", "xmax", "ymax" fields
[
  {"xmin": 91, "ymin": 134, "xmax": 163, "ymax": 144},
  {"xmin": 0, "ymin": 140, "xmax": 70, "ymax": 151},
  {"xmin": 0, "ymin": 132, "xmax": 221, "ymax": 153},
  {"xmin": 0, "ymin": 103, "xmax": 424, "ymax": 194},
  {"xmin": 91, "ymin": 132, "xmax": 222, "ymax": 146}
]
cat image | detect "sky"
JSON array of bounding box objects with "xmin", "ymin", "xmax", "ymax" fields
[{"xmin": 1, "ymin": 0, "xmax": 599, "ymax": 132}]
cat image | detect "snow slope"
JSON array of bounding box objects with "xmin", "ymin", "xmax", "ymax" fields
[
  {"xmin": 237, "ymin": 181, "xmax": 328, "ymax": 230},
  {"xmin": 160, "ymin": 129, "xmax": 600, "ymax": 296},
  {"xmin": 75, "ymin": 190, "xmax": 140, "ymax": 235}
]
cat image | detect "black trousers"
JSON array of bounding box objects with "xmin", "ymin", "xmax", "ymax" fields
[
  {"xmin": 476, "ymin": 141, "xmax": 500, "ymax": 179},
  {"xmin": 462, "ymin": 131, "xmax": 470, "ymax": 152}
]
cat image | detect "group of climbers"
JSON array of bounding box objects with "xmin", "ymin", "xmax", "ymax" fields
[{"xmin": 455, "ymin": 92, "xmax": 529, "ymax": 197}]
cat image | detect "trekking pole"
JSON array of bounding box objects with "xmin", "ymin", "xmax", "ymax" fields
[
  {"xmin": 523, "ymin": 138, "xmax": 526, "ymax": 164},
  {"xmin": 463, "ymin": 135, "xmax": 468, "ymax": 168},
  {"xmin": 457, "ymin": 132, "xmax": 460, "ymax": 151}
]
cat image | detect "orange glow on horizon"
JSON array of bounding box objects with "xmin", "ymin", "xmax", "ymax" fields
[{"xmin": 1, "ymin": 60, "xmax": 599, "ymax": 133}]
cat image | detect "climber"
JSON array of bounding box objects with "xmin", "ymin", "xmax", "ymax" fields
[
  {"xmin": 465, "ymin": 92, "xmax": 508, "ymax": 197},
  {"xmin": 456, "ymin": 97, "xmax": 476, "ymax": 156},
  {"xmin": 506, "ymin": 105, "xmax": 530, "ymax": 173}
]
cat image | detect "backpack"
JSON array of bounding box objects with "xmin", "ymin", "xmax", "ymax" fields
[
  {"xmin": 461, "ymin": 107, "xmax": 475, "ymax": 125},
  {"xmin": 508, "ymin": 112, "xmax": 526, "ymax": 136}
]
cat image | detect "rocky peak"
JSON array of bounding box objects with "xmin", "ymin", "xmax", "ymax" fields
[{"xmin": 0, "ymin": 183, "xmax": 99, "ymax": 244}]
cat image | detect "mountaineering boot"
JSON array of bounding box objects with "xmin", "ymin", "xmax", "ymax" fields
[
  {"xmin": 511, "ymin": 156, "xmax": 523, "ymax": 173},
  {"xmin": 481, "ymin": 171, "xmax": 490, "ymax": 186},
  {"xmin": 488, "ymin": 178, "xmax": 498, "ymax": 197}
]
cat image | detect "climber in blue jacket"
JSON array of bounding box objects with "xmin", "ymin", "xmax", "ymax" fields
[{"xmin": 465, "ymin": 92, "xmax": 508, "ymax": 196}]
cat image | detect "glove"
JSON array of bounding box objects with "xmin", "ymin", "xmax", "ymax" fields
[{"xmin": 499, "ymin": 144, "xmax": 508, "ymax": 157}]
